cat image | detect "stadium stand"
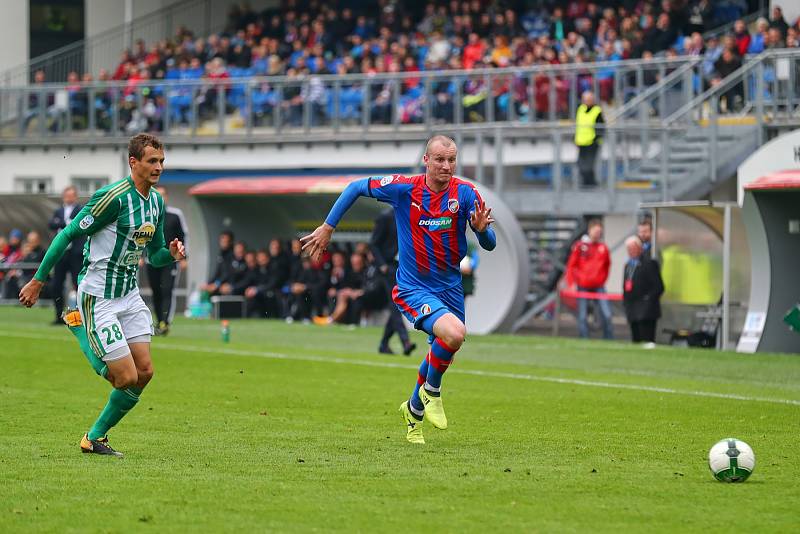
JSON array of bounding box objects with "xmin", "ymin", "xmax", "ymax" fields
[{"xmin": 5, "ymin": 0, "xmax": 794, "ymax": 137}]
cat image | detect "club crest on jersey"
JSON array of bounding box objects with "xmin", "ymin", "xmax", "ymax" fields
[
  {"xmin": 420, "ymin": 304, "xmax": 432, "ymax": 315},
  {"xmin": 380, "ymin": 176, "xmax": 395, "ymax": 186},
  {"xmin": 448, "ymin": 199, "xmax": 459, "ymax": 213},
  {"xmin": 131, "ymin": 222, "xmax": 156, "ymax": 246},
  {"xmin": 79, "ymin": 215, "xmax": 94, "ymax": 229}
]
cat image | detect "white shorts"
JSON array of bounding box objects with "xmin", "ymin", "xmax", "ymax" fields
[{"xmin": 77, "ymin": 288, "xmax": 153, "ymax": 362}]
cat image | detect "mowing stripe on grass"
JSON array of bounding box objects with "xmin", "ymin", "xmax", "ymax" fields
[{"xmin": 4, "ymin": 330, "xmax": 800, "ymax": 407}]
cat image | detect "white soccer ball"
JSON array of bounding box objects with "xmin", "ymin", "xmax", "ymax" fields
[{"xmin": 708, "ymin": 438, "xmax": 755, "ymax": 482}]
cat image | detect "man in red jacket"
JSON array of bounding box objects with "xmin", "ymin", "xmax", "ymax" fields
[{"xmin": 565, "ymin": 218, "xmax": 613, "ymax": 339}]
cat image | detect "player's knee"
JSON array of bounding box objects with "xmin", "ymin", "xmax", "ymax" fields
[
  {"xmin": 137, "ymin": 363, "xmax": 154, "ymax": 386},
  {"xmin": 111, "ymin": 369, "xmax": 138, "ymax": 389},
  {"xmin": 442, "ymin": 323, "xmax": 467, "ymax": 350}
]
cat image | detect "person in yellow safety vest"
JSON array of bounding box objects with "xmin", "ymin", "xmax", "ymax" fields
[{"xmin": 574, "ymin": 91, "xmax": 604, "ymax": 187}]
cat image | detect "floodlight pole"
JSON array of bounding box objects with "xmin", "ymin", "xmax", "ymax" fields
[{"xmin": 721, "ymin": 203, "xmax": 732, "ymax": 351}]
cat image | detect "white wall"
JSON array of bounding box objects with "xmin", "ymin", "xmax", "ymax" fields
[
  {"xmin": 0, "ymin": 147, "xmax": 125, "ymax": 194},
  {"xmin": 160, "ymin": 138, "xmax": 605, "ymax": 171},
  {"xmin": 774, "ymin": 1, "xmax": 800, "ymax": 29},
  {"xmin": 0, "ymin": 0, "xmax": 28, "ymax": 79},
  {"xmin": 85, "ymin": 0, "xmax": 172, "ymax": 38}
]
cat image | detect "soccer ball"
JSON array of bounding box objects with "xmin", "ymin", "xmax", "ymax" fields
[{"xmin": 708, "ymin": 438, "xmax": 755, "ymax": 482}]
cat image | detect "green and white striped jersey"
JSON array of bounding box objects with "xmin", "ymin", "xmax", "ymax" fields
[
  {"xmin": 75, "ymin": 176, "xmax": 167, "ymax": 298},
  {"xmin": 36, "ymin": 176, "xmax": 168, "ymax": 300},
  {"xmin": 34, "ymin": 176, "xmax": 175, "ymax": 299}
]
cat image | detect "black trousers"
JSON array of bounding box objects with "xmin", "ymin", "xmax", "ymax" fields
[
  {"xmin": 147, "ymin": 263, "xmax": 179, "ymax": 325},
  {"xmin": 51, "ymin": 250, "xmax": 82, "ymax": 319},
  {"xmin": 248, "ymin": 290, "xmax": 282, "ymax": 319},
  {"xmin": 630, "ymin": 319, "xmax": 656, "ymax": 343},
  {"xmin": 577, "ymin": 143, "xmax": 599, "ymax": 186},
  {"xmin": 380, "ymin": 264, "xmax": 409, "ymax": 347}
]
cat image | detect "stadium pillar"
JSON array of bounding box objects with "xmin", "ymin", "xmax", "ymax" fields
[
  {"xmin": 475, "ymin": 131, "xmax": 484, "ymax": 184},
  {"xmin": 494, "ymin": 127, "xmax": 503, "ymax": 193},
  {"xmin": 722, "ymin": 204, "xmax": 732, "ymax": 350},
  {"xmin": 123, "ymin": 0, "xmax": 133, "ymax": 51}
]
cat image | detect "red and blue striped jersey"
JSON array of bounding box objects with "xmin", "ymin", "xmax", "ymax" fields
[{"xmin": 367, "ymin": 174, "xmax": 484, "ymax": 291}]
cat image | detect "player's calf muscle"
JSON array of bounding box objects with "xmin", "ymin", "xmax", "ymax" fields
[
  {"xmin": 136, "ymin": 364, "xmax": 154, "ymax": 388},
  {"xmin": 107, "ymin": 363, "xmax": 138, "ymax": 389}
]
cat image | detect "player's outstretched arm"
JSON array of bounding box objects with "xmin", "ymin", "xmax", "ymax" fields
[
  {"xmin": 19, "ymin": 219, "xmax": 79, "ymax": 307},
  {"xmin": 300, "ymin": 223, "xmax": 334, "ymax": 262},
  {"xmin": 300, "ymin": 178, "xmax": 371, "ymax": 261},
  {"xmin": 469, "ymin": 200, "xmax": 497, "ymax": 251},
  {"xmin": 20, "ymin": 188, "xmax": 121, "ymax": 307}
]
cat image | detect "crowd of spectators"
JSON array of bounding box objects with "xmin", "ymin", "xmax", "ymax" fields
[
  {"xmin": 22, "ymin": 1, "xmax": 800, "ymax": 133},
  {"xmin": 200, "ymin": 231, "xmax": 391, "ymax": 325},
  {"xmin": 0, "ymin": 229, "xmax": 45, "ymax": 299}
]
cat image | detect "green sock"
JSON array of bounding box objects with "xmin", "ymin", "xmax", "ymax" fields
[
  {"xmin": 68, "ymin": 324, "xmax": 108, "ymax": 378},
  {"xmin": 87, "ymin": 387, "xmax": 143, "ymax": 440}
]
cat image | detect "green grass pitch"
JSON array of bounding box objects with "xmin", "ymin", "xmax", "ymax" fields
[{"xmin": 1, "ymin": 306, "xmax": 799, "ymax": 532}]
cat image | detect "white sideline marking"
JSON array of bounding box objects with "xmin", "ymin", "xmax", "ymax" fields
[{"xmin": 4, "ymin": 330, "xmax": 800, "ymax": 407}]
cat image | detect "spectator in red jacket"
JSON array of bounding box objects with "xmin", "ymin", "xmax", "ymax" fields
[
  {"xmin": 566, "ymin": 218, "xmax": 613, "ymax": 339},
  {"xmin": 732, "ymin": 19, "xmax": 751, "ymax": 56}
]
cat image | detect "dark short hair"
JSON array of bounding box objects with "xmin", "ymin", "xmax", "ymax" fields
[
  {"xmin": 220, "ymin": 230, "xmax": 234, "ymax": 240},
  {"xmin": 128, "ymin": 133, "xmax": 164, "ymax": 160},
  {"xmin": 587, "ymin": 218, "xmax": 603, "ymax": 229}
]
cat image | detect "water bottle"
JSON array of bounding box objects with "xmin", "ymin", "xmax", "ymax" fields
[{"xmin": 221, "ymin": 320, "xmax": 231, "ymax": 343}]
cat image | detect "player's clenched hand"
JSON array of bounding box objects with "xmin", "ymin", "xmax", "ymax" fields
[
  {"xmin": 470, "ymin": 200, "xmax": 495, "ymax": 232},
  {"xmin": 18, "ymin": 278, "xmax": 44, "ymax": 308},
  {"xmin": 169, "ymin": 238, "xmax": 186, "ymax": 261},
  {"xmin": 300, "ymin": 223, "xmax": 334, "ymax": 262}
]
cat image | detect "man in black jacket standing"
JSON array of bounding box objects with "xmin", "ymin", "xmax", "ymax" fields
[
  {"xmin": 622, "ymin": 236, "xmax": 664, "ymax": 345},
  {"xmin": 48, "ymin": 185, "xmax": 85, "ymax": 324},
  {"xmin": 146, "ymin": 186, "xmax": 188, "ymax": 335},
  {"xmin": 370, "ymin": 208, "xmax": 416, "ymax": 356}
]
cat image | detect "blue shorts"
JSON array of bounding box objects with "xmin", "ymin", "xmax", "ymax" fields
[{"xmin": 391, "ymin": 284, "xmax": 465, "ymax": 338}]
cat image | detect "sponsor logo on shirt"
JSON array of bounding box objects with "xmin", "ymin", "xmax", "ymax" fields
[
  {"xmin": 79, "ymin": 215, "xmax": 94, "ymax": 230},
  {"xmin": 131, "ymin": 222, "xmax": 156, "ymax": 247},
  {"xmin": 418, "ymin": 216, "xmax": 452, "ymax": 230},
  {"xmin": 380, "ymin": 176, "xmax": 395, "ymax": 186}
]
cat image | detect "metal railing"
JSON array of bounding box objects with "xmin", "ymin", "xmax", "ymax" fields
[
  {"xmin": 1, "ymin": 50, "xmax": 798, "ymax": 212},
  {"xmin": 658, "ymin": 49, "xmax": 800, "ymax": 189},
  {"xmin": 0, "ymin": 0, "xmax": 216, "ymax": 86},
  {"xmin": 0, "ymin": 56, "xmax": 702, "ymax": 142},
  {"xmin": 701, "ymin": 7, "xmax": 767, "ymax": 42}
]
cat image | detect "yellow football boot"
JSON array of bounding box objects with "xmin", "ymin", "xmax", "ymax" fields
[
  {"xmin": 398, "ymin": 401, "xmax": 425, "ymax": 444},
  {"xmin": 418, "ymin": 387, "xmax": 448, "ymax": 429}
]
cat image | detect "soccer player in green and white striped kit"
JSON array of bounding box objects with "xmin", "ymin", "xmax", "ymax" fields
[{"xmin": 19, "ymin": 133, "xmax": 185, "ymax": 457}]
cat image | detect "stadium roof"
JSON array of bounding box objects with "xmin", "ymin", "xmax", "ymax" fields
[
  {"xmin": 744, "ymin": 170, "xmax": 800, "ymax": 191},
  {"xmin": 188, "ymin": 176, "xmax": 361, "ymax": 196}
]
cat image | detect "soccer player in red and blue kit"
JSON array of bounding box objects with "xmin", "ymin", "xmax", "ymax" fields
[{"xmin": 301, "ymin": 135, "xmax": 496, "ymax": 444}]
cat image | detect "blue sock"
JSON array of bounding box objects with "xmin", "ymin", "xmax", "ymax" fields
[
  {"xmin": 408, "ymin": 355, "xmax": 429, "ymax": 417},
  {"xmin": 425, "ymin": 339, "xmax": 457, "ymax": 392}
]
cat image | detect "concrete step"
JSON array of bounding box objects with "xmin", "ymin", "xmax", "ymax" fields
[
  {"xmin": 666, "ymin": 152, "xmax": 707, "ymax": 162},
  {"xmin": 638, "ymin": 164, "xmax": 694, "ymax": 173},
  {"xmin": 669, "ymin": 142, "xmax": 710, "ymax": 153},
  {"xmin": 624, "ymin": 170, "xmax": 691, "ymax": 182}
]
